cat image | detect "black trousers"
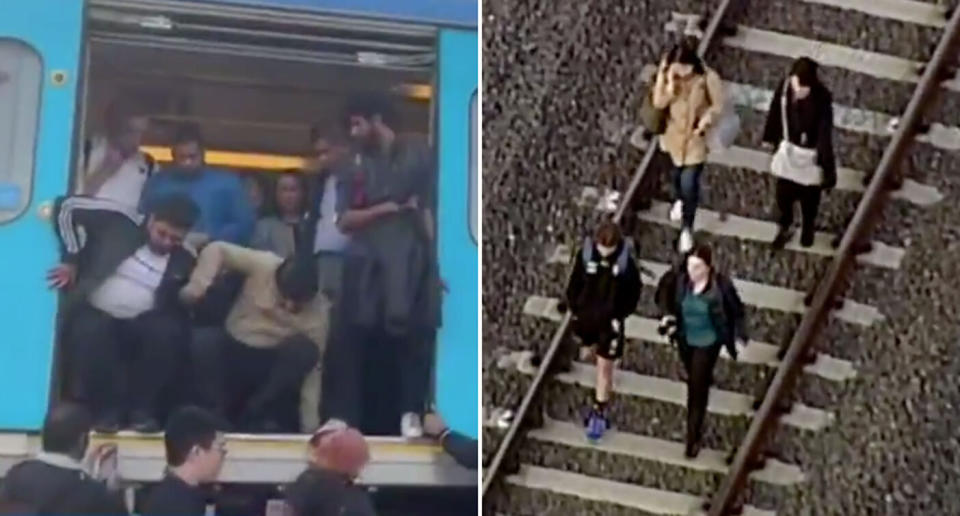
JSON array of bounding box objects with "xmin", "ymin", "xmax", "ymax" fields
[
  {"xmin": 326, "ymin": 324, "xmax": 434, "ymax": 435},
  {"xmin": 775, "ymin": 178, "xmax": 822, "ymax": 239},
  {"xmin": 190, "ymin": 328, "xmax": 319, "ymax": 431},
  {"xmin": 678, "ymin": 341, "xmax": 721, "ymax": 445},
  {"xmin": 69, "ymin": 304, "xmax": 186, "ymax": 421}
]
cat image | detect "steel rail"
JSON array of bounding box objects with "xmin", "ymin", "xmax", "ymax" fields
[
  {"xmin": 707, "ymin": 6, "xmax": 960, "ymax": 515},
  {"xmin": 481, "ymin": 0, "xmax": 740, "ymax": 499}
]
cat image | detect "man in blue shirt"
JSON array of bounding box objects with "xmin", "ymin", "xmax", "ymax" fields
[{"xmin": 140, "ymin": 124, "xmax": 255, "ymax": 249}]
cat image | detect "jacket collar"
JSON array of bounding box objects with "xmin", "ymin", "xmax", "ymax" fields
[{"xmin": 36, "ymin": 451, "xmax": 86, "ymax": 472}]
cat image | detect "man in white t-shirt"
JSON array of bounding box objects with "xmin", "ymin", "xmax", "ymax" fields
[
  {"xmin": 79, "ymin": 98, "xmax": 154, "ymax": 210},
  {"xmin": 49, "ymin": 194, "xmax": 200, "ymax": 434}
]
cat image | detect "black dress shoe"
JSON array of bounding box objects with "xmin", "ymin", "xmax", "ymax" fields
[
  {"xmin": 130, "ymin": 412, "xmax": 160, "ymax": 433},
  {"xmin": 799, "ymin": 230, "xmax": 815, "ymax": 248},
  {"xmin": 94, "ymin": 413, "xmax": 121, "ymax": 434},
  {"xmin": 771, "ymin": 228, "xmax": 792, "ymax": 250},
  {"xmin": 685, "ymin": 440, "xmax": 702, "ymax": 459}
]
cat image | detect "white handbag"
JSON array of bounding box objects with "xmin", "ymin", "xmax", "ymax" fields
[{"xmin": 770, "ymin": 80, "xmax": 822, "ymax": 185}]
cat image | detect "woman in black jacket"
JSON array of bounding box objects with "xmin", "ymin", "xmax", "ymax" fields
[
  {"xmin": 655, "ymin": 244, "xmax": 746, "ymax": 457},
  {"xmin": 762, "ymin": 57, "xmax": 836, "ymax": 249},
  {"xmin": 565, "ymin": 221, "xmax": 642, "ymax": 441}
]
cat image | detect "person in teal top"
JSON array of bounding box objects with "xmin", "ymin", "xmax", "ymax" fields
[
  {"xmin": 655, "ymin": 244, "xmax": 746, "ymax": 458},
  {"xmin": 681, "ymin": 292, "xmax": 718, "ymax": 347}
]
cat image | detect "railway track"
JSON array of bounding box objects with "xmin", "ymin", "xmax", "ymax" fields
[{"xmin": 483, "ymin": 0, "xmax": 960, "ymax": 514}]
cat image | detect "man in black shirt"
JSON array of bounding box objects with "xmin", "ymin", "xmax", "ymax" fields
[
  {"xmin": 336, "ymin": 94, "xmax": 442, "ymax": 438},
  {"xmin": 0, "ymin": 403, "xmax": 127, "ymax": 515},
  {"xmin": 142, "ymin": 406, "xmax": 226, "ymax": 516}
]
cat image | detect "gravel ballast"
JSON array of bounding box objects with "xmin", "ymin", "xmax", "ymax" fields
[{"xmin": 482, "ymin": 1, "xmax": 960, "ymax": 514}]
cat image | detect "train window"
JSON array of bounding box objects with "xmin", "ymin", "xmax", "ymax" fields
[
  {"xmin": 469, "ymin": 90, "xmax": 477, "ymax": 243},
  {"xmin": 0, "ymin": 40, "xmax": 42, "ymax": 224}
]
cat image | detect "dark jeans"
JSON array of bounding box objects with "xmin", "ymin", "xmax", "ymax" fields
[
  {"xmin": 190, "ymin": 328, "xmax": 319, "ymax": 430},
  {"xmin": 678, "ymin": 341, "xmax": 721, "ymax": 446},
  {"xmin": 69, "ymin": 304, "xmax": 186, "ymax": 421},
  {"xmin": 672, "ymin": 163, "xmax": 705, "ymax": 230},
  {"xmin": 327, "ymin": 324, "xmax": 434, "ymax": 435},
  {"xmin": 775, "ymin": 178, "xmax": 822, "ymax": 240}
]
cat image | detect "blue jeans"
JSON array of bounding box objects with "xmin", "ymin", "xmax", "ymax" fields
[{"xmin": 672, "ymin": 164, "xmax": 704, "ymax": 230}]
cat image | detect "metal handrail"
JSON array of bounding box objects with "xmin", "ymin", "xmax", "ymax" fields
[
  {"xmin": 481, "ymin": 0, "xmax": 740, "ymax": 498},
  {"xmin": 707, "ymin": 7, "xmax": 960, "ymax": 515}
]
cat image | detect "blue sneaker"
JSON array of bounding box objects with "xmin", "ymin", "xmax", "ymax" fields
[{"xmin": 585, "ymin": 410, "xmax": 607, "ymax": 442}]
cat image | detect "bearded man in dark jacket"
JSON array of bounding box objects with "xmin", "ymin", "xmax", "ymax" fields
[{"xmin": 48, "ymin": 194, "xmax": 199, "ymax": 433}]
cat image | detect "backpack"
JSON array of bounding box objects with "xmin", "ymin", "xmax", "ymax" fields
[{"xmin": 581, "ymin": 236, "xmax": 633, "ymax": 276}]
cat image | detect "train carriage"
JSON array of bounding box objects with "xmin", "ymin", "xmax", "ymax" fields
[{"xmin": 0, "ymin": 0, "xmax": 477, "ymax": 491}]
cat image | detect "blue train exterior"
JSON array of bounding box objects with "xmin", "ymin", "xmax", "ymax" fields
[{"xmin": 0, "ymin": 0, "xmax": 478, "ymax": 439}]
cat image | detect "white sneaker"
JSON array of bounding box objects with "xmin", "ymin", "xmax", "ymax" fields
[
  {"xmin": 669, "ymin": 200, "xmax": 683, "ymax": 222},
  {"xmin": 678, "ymin": 229, "xmax": 694, "ymax": 253},
  {"xmin": 401, "ymin": 412, "xmax": 423, "ymax": 438}
]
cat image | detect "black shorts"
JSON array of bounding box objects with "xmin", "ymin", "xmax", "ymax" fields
[{"xmin": 572, "ymin": 318, "xmax": 626, "ymax": 360}]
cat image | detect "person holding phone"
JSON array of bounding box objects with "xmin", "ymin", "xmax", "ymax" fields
[
  {"xmin": 142, "ymin": 406, "xmax": 227, "ymax": 516},
  {"xmin": 0, "ymin": 404, "xmax": 127, "ymax": 515},
  {"xmin": 652, "ymin": 40, "xmax": 725, "ymax": 252}
]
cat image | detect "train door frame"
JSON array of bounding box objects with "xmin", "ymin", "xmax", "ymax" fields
[
  {"xmin": 53, "ymin": 0, "xmax": 454, "ymax": 433},
  {"xmin": 0, "ymin": 0, "xmax": 88, "ymax": 431}
]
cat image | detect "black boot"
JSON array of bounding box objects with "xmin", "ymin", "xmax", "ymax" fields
[
  {"xmin": 771, "ymin": 227, "xmax": 792, "ymax": 250},
  {"xmin": 129, "ymin": 411, "xmax": 160, "ymax": 433},
  {"xmin": 93, "ymin": 411, "xmax": 121, "ymax": 434},
  {"xmin": 799, "ymin": 227, "xmax": 815, "ymax": 248}
]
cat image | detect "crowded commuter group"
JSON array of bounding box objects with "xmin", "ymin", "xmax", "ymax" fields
[
  {"xmin": 46, "ymin": 92, "xmax": 443, "ymax": 439},
  {"xmin": 0, "ymin": 402, "xmax": 475, "ymax": 515},
  {"xmin": 564, "ymin": 41, "xmax": 835, "ymax": 457}
]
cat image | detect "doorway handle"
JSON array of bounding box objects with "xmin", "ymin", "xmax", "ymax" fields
[{"xmin": 37, "ymin": 200, "xmax": 54, "ymax": 221}]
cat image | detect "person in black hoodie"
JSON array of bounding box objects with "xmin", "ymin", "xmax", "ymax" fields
[
  {"xmin": 142, "ymin": 406, "xmax": 226, "ymax": 516},
  {"xmin": 563, "ymin": 221, "xmax": 642, "ymax": 441},
  {"xmin": 762, "ymin": 57, "xmax": 836, "ymax": 249},
  {"xmin": 0, "ymin": 403, "xmax": 127, "ymax": 515},
  {"xmin": 48, "ymin": 194, "xmax": 199, "ymax": 433},
  {"xmin": 655, "ymin": 244, "xmax": 746, "ymax": 458}
]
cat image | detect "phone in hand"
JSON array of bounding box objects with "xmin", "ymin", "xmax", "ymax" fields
[{"xmin": 91, "ymin": 443, "xmax": 118, "ymax": 483}]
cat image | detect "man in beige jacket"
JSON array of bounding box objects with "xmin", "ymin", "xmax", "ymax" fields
[{"xmin": 181, "ymin": 242, "xmax": 330, "ymax": 433}]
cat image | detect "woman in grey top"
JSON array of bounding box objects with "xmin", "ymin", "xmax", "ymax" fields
[{"xmin": 251, "ymin": 171, "xmax": 309, "ymax": 258}]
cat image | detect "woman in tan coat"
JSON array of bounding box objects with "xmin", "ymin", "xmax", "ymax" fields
[{"xmin": 653, "ymin": 43, "xmax": 725, "ymax": 252}]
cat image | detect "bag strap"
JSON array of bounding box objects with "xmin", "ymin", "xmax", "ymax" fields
[
  {"xmin": 616, "ymin": 237, "xmax": 633, "ymax": 274},
  {"xmin": 781, "ymin": 79, "xmax": 790, "ymax": 143},
  {"xmin": 581, "ymin": 236, "xmax": 593, "ymax": 267}
]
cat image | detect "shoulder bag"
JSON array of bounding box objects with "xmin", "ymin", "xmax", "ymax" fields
[{"xmin": 770, "ymin": 80, "xmax": 822, "ymax": 185}]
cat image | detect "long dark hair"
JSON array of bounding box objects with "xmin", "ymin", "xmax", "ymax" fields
[
  {"xmin": 667, "ymin": 40, "xmax": 705, "ymax": 75},
  {"xmin": 789, "ymin": 57, "xmax": 820, "ymax": 88},
  {"xmin": 272, "ymin": 170, "xmax": 310, "ymax": 218}
]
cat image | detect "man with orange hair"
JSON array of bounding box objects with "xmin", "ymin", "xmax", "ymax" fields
[{"xmin": 284, "ymin": 421, "xmax": 377, "ymax": 516}]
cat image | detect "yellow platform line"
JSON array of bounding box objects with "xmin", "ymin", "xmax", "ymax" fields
[{"xmin": 141, "ymin": 146, "xmax": 306, "ymax": 171}]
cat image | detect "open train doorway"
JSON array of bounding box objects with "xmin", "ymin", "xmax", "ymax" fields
[{"xmin": 61, "ymin": 0, "xmax": 439, "ymax": 438}]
